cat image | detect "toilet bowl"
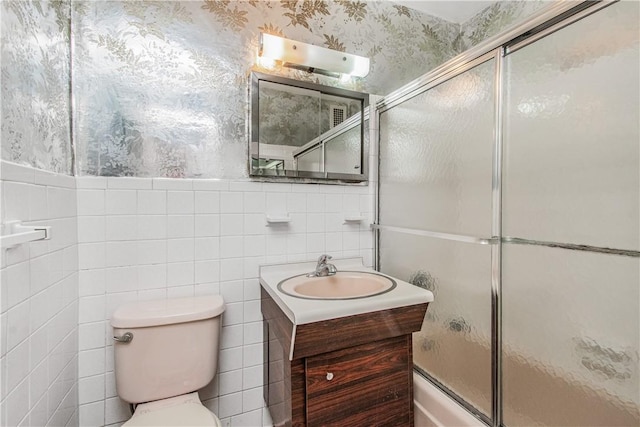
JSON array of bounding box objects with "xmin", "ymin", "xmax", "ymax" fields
[{"xmin": 111, "ymin": 296, "xmax": 226, "ymax": 426}]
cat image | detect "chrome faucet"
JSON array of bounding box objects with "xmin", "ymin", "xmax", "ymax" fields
[{"xmin": 307, "ymin": 254, "xmax": 337, "ymax": 277}]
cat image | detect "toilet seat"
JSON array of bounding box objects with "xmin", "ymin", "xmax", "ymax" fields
[{"xmin": 123, "ymin": 392, "xmax": 221, "ymax": 427}]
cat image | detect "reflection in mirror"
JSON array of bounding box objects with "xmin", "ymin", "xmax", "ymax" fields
[{"xmin": 250, "ymin": 72, "xmax": 368, "ymax": 182}]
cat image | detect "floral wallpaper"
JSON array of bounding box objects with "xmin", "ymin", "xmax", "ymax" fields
[
  {"xmin": 460, "ymin": 0, "xmax": 548, "ymax": 49},
  {"xmin": 1, "ymin": 0, "xmax": 72, "ymax": 174},
  {"xmin": 1, "ymin": 0, "xmax": 549, "ymax": 178},
  {"xmin": 258, "ymin": 82, "xmax": 361, "ymax": 148},
  {"xmin": 72, "ymin": 0, "xmax": 460, "ymax": 178},
  {"xmin": 259, "ymin": 84, "xmax": 324, "ymax": 148}
]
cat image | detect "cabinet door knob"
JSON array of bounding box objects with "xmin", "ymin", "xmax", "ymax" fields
[{"xmin": 326, "ymin": 372, "xmax": 334, "ymax": 381}]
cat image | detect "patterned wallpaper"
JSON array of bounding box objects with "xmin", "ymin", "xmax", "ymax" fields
[
  {"xmin": 460, "ymin": 0, "xmax": 547, "ymax": 49},
  {"xmin": 72, "ymin": 0, "xmax": 460, "ymax": 178},
  {"xmin": 258, "ymin": 83, "xmax": 361, "ymax": 148},
  {"xmin": 1, "ymin": 0, "xmax": 72, "ymax": 174},
  {"xmin": 1, "ymin": 0, "xmax": 549, "ymax": 178},
  {"xmin": 259, "ymin": 84, "xmax": 324, "ymax": 148}
]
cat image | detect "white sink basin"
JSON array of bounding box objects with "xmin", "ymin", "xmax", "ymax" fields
[{"xmin": 277, "ymin": 271, "xmax": 396, "ymax": 300}]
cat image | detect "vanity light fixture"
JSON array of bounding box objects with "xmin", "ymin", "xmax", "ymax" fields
[
  {"xmin": 339, "ymin": 73, "xmax": 353, "ymax": 83},
  {"xmin": 259, "ymin": 33, "xmax": 370, "ymax": 78},
  {"xmin": 257, "ymin": 55, "xmax": 277, "ymax": 70}
]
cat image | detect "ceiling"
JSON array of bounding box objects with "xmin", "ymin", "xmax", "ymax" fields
[{"xmin": 391, "ymin": 0, "xmax": 494, "ymax": 24}]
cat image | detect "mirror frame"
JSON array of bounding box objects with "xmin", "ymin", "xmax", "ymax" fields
[{"xmin": 249, "ymin": 72, "xmax": 369, "ymax": 183}]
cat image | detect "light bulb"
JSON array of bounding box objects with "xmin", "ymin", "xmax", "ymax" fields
[
  {"xmin": 257, "ymin": 56, "xmax": 277, "ymax": 70},
  {"xmin": 339, "ymin": 73, "xmax": 352, "ymax": 83}
]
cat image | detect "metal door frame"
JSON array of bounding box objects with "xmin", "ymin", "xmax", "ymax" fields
[{"xmin": 373, "ymin": 2, "xmax": 621, "ymax": 425}]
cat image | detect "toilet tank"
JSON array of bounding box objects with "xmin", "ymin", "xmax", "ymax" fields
[{"xmin": 111, "ymin": 296, "xmax": 225, "ymax": 404}]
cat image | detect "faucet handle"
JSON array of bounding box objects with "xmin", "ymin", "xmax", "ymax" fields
[{"xmin": 317, "ymin": 254, "xmax": 332, "ymax": 264}]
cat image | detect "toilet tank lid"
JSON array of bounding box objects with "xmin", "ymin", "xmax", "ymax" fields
[{"xmin": 110, "ymin": 296, "xmax": 225, "ymax": 328}]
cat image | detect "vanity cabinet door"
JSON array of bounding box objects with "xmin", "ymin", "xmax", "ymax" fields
[{"xmin": 305, "ymin": 335, "xmax": 413, "ymax": 427}]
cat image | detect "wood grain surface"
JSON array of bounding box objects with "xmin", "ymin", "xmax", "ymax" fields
[
  {"xmin": 261, "ymin": 287, "xmax": 427, "ymax": 427},
  {"xmin": 293, "ymin": 302, "xmax": 428, "ymax": 359},
  {"xmin": 306, "ymin": 336, "xmax": 413, "ymax": 426}
]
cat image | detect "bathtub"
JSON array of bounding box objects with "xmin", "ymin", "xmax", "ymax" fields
[{"xmin": 413, "ymin": 372, "xmax": 485, "ymax": 427}]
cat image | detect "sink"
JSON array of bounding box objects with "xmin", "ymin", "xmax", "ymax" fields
[{"xmin": 277, "ymin": 271, "xmax": 396, "ymax": 300}]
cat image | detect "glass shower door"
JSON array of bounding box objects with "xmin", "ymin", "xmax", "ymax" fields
[
  {"xmin": 501, "ymin": 1, "xmax": 640, "ymax": 424},
  {"xmin": 378, "ymin": 56, "xmax": 498, "ymax": 420},
  {"xmin": 377, "ymin": 2, "xmax": 639, "ymax": 425}
]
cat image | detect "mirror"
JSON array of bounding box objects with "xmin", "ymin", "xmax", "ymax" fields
[{"xmin": 250, "ymin": 72, "xmax": 369, "ymax": 182}]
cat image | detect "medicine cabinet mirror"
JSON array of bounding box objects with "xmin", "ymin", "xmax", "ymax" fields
[{"xmin": 249, "ymin": 72, "xmax": 369, "ymax": 183}]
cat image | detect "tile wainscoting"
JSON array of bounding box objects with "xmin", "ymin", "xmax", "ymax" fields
[
  {"xmin": 75, "ymin": 176, "xmax": 374, "ymax": 427},
  {"xmin": 1, "ymin": 161, "xmax": 79, "ymax": 427},
  {"xmin": 1, "ymin": 159, "xmax": 375, "ymax": 427}
]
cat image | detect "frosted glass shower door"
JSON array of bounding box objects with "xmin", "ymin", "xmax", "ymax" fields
[
  {"xmin": 324, "ymin": 125, "xmax": 361, "ymax": 174},
  {"xmin": 502, "ymin": 1, "xmax": 640, "ymax": 425},
  {"xmin": 378, "ymin": 57, "xmax": 497, "ymax": 419}
]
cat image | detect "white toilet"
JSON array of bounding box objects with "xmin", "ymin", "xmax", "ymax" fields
[{"xmin": 110, "ymin": 295, "xmax": 226, "ymax": 426}]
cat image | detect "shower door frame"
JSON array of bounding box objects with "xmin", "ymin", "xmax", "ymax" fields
[{"xmin": 372, "ymin": 1, "xmax": 619, "ymax": 425}]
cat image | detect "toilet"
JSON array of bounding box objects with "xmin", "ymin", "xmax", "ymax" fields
[{"xmin": 110, "ymin": 295, "xmax": 226, "ymax": 426}]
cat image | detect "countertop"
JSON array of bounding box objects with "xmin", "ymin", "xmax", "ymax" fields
[{"xmin": 259, "ymin": 257, "xmax": 434, "ymax": 325}]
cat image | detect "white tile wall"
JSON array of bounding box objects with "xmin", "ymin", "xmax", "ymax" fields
[
  {"xmin": 1, "ymin": 161, "xmax": 79, "ymax": 427},
  {"xmin": 1, "ymin": 155, "xmax": 376, "ymax": 427},
  {"xmin": 76, "ymin": 176, "xmax": 374, "ymax": 426}
]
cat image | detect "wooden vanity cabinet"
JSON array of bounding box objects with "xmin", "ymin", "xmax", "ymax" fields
[
  {"xmin": 305, "ymin": 336, "xmax": 412, "ymax": 426},
  {"xmin": 261, "ymin": 288, "xmax": 429, "ymax": 427}
]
